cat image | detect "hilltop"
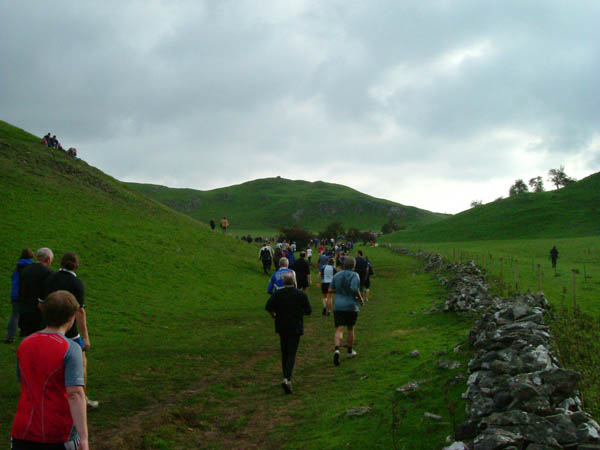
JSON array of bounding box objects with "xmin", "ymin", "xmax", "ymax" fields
[
  {"xmin": 126, "ymin": 177, "xmax": 448, "ymax": 234},
  {"xmin": 379, "ymin": 172, "xmax": 600, "ymax": 243}
]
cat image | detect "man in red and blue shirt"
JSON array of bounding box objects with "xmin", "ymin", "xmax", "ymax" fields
[{"xmin": 11, "ymin": 290, "xmax": 89, "ymax": 450}]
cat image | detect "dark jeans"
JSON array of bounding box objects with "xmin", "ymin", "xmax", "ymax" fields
[
  {"xmin": 262, "ymin": 259, "xmax": 272, "ymax": 273},
  {"xmin": 6, "ymin": 302, "xmax": 19, "ymax": 340},
  {"xmin": 279, "ymin": 334, "xmax": 301, "ymax": 380}
]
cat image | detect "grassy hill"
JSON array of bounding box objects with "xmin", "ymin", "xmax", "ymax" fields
[
  {"xmin": 126, "ymin": 178, "xmax": 448, "ymax": 235},
  {"xmin": 0, "ymin": 120, "xmax": 472, "ymax": 448},
  {"xmin": 380, "ymin": 172, "xmax": 600, "ymax": 243}
]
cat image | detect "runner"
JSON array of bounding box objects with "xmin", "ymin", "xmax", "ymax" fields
[
  {"xmin": 318, "ymin": 257, "xmax": 336, "ymax": 316},
  {"xmin": 258, "ymin": 242, "xmax": 274, "ymax": 275},
  {"xmin": 294, "ymin": 251, "xmax": 311, "ymax": 292},
  {"xmin": 267, "ymin": 258, "xmax": 297, "ymax": 294},
  {"xmin": 354, "ymin": 250, "xmax": 369, "ymax": 302},
  {"xmin": 265, "ymin": 273, "xmax": 312, "ymax": 394},
  {"xmin": 329, "ymin": 257, "xmax": 363, "ymax": 366}
]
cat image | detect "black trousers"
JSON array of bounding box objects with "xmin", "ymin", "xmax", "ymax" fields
[{"xmin": 279, "ymin": 333, "xmax": 301, "ymax": 380}]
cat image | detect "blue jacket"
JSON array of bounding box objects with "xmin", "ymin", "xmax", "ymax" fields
[{"xmin": 11, "ymin": 258, "xmax": 34, "ymax": 302}]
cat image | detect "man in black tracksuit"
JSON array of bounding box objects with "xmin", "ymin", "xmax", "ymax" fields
[{"xmin": 265, "ymin": 273, "xmax": 312, "ymax": 394}]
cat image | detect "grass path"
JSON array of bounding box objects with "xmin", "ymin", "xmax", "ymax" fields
[{"xmin": 91, "ymin": 248, "xmax": 472, "ymax": 449}]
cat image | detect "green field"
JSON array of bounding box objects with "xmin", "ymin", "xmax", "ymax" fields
[
  {"xmin": 0, "ymin": 121, "xmax": 471, "ymax": 449},
  {"xmin": 2, "ymin": 119, "xmax": 599, "ymax": 448}
]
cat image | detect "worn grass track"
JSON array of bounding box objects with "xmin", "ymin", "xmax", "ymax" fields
[{"xmin": 86, "ymin": 247, "xmax": 472, "ymax": 449}]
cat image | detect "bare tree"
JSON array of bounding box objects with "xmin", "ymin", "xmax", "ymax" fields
[
  {"xmin": 528, "ymin": 176, "xmax": 545, "ymax": 192},
  {"xmin": 548, "ymin": 166, "xmax": 576, "ymax": 189},
  {"xmin": 509, "ymin": 179, "xmax": 529, "ymax": 197}
]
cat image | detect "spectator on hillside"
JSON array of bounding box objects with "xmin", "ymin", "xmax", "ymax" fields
[
  {"xmin": 10, "ymin": 290, "xmax": 89, "ymax": 450},
  {"xmin": 18, "ymin": 248, "xmax": 54, "ymax": 337},
  {"xmin": 67, "ymin": 148, "xmax": 78, "ymax": 159},
  {"xmin": 43, "ymin": 252, "xmax": 98, "ymax": 409},
  {"xmin": 6, "ymin": 249, "xmax": 35, "ymax": 343},
  {"xmin": 210, "ymin": 218, "xmax": 216, "ymax": 230},
  {"xmin": 265, "ymin": 273, "xmax": 312, "ymax": 394},
  {"xmin": 550, "ymin": 246, "xmax": 559, "ymax": 269},
  {"xmin": 220, "ymin": 217, "xmax": 229, "ymax": 234}
]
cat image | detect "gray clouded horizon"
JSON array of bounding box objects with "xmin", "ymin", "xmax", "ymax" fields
[{"xmin": 1, "ymin": 0, "xmax": 599, "ymax": 214}]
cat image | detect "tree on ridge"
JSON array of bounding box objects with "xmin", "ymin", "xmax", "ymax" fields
[{"xmin": 509, "ymin": 179, "xmax": 529, "ymax": 197}]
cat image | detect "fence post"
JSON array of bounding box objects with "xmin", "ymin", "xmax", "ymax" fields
[
  {"xmin": 500, "ymin": 257, "xmax": 504, "ymax": 284},
  {"xmin": 572, "ymin": 269, "xmax": 577, "ymax": 314},
  {"xmin": 453, "ymin": 248, "xmax": 456, "ymax": 261},
  {"xmin": 514, "ymin": 259, "xmax": 519, "ymax": 291},
  {"xmin": 537, "ymin": 264, "xmax": 542, "ymax": 293}
]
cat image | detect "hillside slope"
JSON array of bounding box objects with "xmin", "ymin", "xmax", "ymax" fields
[
  {"xmin": 0, "ymin": 120, "xmax": 269, "ymax": 440},
  {"xmin": 127, "ymin": 177, "xmax": 448, "ymax": 234},
  {"xmin": 380, "ymin": 172, "xmax": 600, "ymax": 242}
]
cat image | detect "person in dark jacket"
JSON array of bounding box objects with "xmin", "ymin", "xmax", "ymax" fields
[
  {"xmin": 18, "ymin": 248, "xmax": 54, "ymax": 337},
  {"xmin": 6, "ymin": 249, "xmax": 34, "ymax": 343},
  {"xmin": 209, "ymin": 218, "xmax": 215, "ymax": 230},
  {"xmin": 43, "ymin": 252, "xmax": 98, "ymax": 409},
  {"xmin": 294, "ymin": 251, "xmax": 311, "ymax": 292},
  {"xmin": 550, "ymin": 246, "xmax": 559, "ymax": 269},
  {"xmin": 265, "ymin": 274, "xmax": 312, "ymax": 394}
]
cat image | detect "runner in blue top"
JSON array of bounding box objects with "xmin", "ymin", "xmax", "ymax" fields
[
  {"xmin": 329, "ymin": 256, "xmax": 363, "ymax": 366},
  {"xmin": 267, "ymin": 258, "xmax": 297, "ymax": 294}
]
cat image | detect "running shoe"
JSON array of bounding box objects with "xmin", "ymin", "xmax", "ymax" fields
[
  {"xmin": 86, "ymin": 397, "xmax": 99, "ymax": 409},
  {"xmin": 281, "ymin": 378, "xmax": 292, "ymax": 394},
  {"xmin": 333, "ymin": 350, "xmax": 340, "ymax": 366},
  {"xmin": 347, "ymin": 350, "xmax": 358, "ymax": 359}
]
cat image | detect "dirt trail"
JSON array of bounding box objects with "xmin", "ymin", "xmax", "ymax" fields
[{"xmin": 92, "ymin": 294, "xmax": 341, "ymax": 449}]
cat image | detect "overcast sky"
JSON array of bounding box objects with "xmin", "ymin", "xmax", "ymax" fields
[{"xmin": 1, "ymin": 1, "xmax": 599, "ymax": 214}]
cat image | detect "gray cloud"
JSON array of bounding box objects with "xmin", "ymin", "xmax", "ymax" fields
[{"xmin": 1, "ymin": 0, "xmax": 599, "ymax": 213}]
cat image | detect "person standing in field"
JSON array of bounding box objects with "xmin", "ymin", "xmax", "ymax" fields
[
  {"xmin": 318, "ymin": 257, "xmax": 336, "ymax": 316},
  {"xmin": 294, "ymin": 251, "xmax": 311, "ymax": 292},
  {"xmin": 18, "ymin": 248, "xmax": 54, "ymax": 337},
  {"xmin": 550, "ymin": 246, "xmax": 559, "ymax": 269},
  {"xmin": 220, "ymin": 217, "xmax": 229, "ymax": 234},
  {"xmin": 10, "ymin": 290, "xmax": 89, "ymax": 450},
  {"xmin": 43, "ymin": 252, "xmax": 98, "ymax": 410},
  {"xmin": 259, "ymin": 242, "xmax": 274, "ymax": 274},
  {"xmin": 329, "ymin": 256, "xmax": 363, "ymax": 366},
  {"xmin": 265, "ymin": 273, "xmax": 312, "ymax": 394},
  {"xmin": 210, "ymin": 218, "xmax": 216, "ymax": 230},
  {"xmin": 6, "ymin": 249, "xmax": 34, "ymax": 343}
]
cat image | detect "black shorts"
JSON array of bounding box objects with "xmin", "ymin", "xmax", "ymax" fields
[
  {"xmin": 321, "ymin": 282, "xmax": 330, "ymax": 294},
  {"xmin": 297, "ymin": 278, "xmax": 308, "ymax": 289},
  {"xmin": 334, "ymin": 310, "xmax": 358, "ymax": 327}
]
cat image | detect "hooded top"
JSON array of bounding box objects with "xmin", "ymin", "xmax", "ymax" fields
[{"xmin": 11, "ymin": 258, "xmax": 34, "ymax": 302}]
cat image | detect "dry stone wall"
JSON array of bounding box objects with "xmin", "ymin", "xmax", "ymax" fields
[{"xmin": 391, "ymin": 248, "xmax": 600, "ymax": 450}]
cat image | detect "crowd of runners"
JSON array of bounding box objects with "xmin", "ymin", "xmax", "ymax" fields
[
  {"xmin": 6, "ymin": 247, "xmax": 94, "ymax": 450},
  {"xmin": 262, "ymin": 239, "xmax": 374, "ymax": 394}
]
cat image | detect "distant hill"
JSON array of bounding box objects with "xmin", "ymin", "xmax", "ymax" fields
[
  {"xmin": 126, "ymin": 178, "xmax": 448, "ymax": 234},
  {"xmin": 380, "ymin": 172, "xmax": 600, "ymax": 242}
]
